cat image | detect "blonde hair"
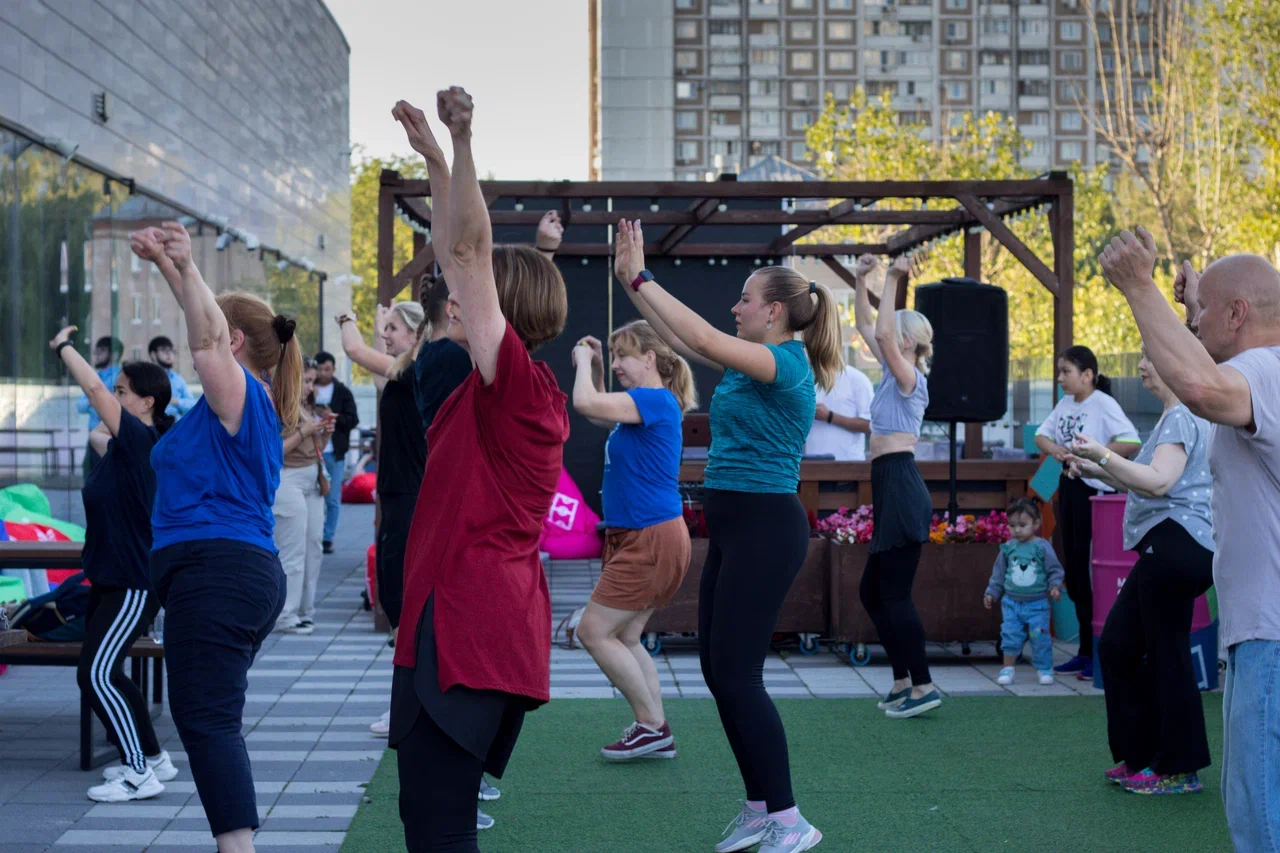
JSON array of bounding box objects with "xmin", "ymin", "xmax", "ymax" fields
[
  {"xmin": 609, "ymin": 320, "xmax": 699, "ymax": 413},
  {"xmin": 751, "ymin": 267, "xmax": 843, "ymax": 391},
  {"xmin": 216, "ymin": 292, "xmax": 301, "ymax": 433},
  {"xmin": 491, "ymin": 245, "xmax": 568, "ymax": 352},
  {"xmin": 895, "ymin": 309, "xmax": 934, "ymax": 374},
  {"xmin": 388, "ymin": 301, "xmax": 426, "ymax": 377}
]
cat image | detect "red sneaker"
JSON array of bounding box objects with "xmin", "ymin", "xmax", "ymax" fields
[{"xmin": 601, "ymin": 721, "xmax": 674, "ymax": 761}]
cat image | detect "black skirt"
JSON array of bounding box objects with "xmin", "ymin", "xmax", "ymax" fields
[
  {"xmin": 869, "ymin": 451, "xmax": 932, "ymax": 554},
  {"xmin": 388, "ymin": 595, "xmax": 527, "ymax": 778}
]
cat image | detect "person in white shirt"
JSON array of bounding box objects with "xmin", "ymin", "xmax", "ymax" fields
[
  {"xmin": 804, "ymin": 359, "xmax": 873, "ymax": 461},
  {"xmin": 1034, "ymin": 345, "xmax": 1141, "ymax": 680}
]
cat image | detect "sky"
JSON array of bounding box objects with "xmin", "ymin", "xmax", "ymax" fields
[{"xmin": 325, "ymin": 0, "xmax": 591, "ymax": 180}]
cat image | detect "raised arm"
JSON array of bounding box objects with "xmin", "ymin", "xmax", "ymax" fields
[
  {"xmin": 536, "ymin": 210, "xmax": 564, "ymax": 256},
  {"xmin": 617, "ymin": 220, "xmax": 784, "ymax": 381},
  {"xmin": 437, "ymin": 87, "xmax": 505, "ymax": 384},
  {"xmin": 876, "ymin": 257, "xmax": 918, "ymax": 395},
  {"xmin": 131, "ymin": 224, "xmax": 248, "ymax": 434},
  {"xmin": 852, "ymin": 254, "xmax": 885, "ymax": 365},
  {"xmin": 572, "ymin": 339, "xmax": 642, "ymax": 427},
  {"xmin": 393, "ymin": 100, "xmax": 453, "ymax": 278},
  {"xmin": 1100, "ymin": 228, "xmax": 1254, "ymax": 427},
  {"xmin": 337, "ymin": 308, "xmax": 397, "ymax": 386},
  {"xmin": 50, "ymin": 326, "xmax": 123, "ymax": 436}
]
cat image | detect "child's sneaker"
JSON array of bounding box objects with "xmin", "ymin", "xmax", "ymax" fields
[
  {"xmin": 103, "ymin": 750, "xmax": 178, "ymax": 783},
  {"xmin": 758, "ymin": 808, "xmax": 823, "ymax": 853},
  {"xmin": 996, "ymin": 667, "xmax": 1015, "ymax": 685},
  {"xmin": 716, "ymin": 801, "xmax": 769, "ymax": 853},
  {"xmin": 600, "ymin": 721, "xmax": 673, "ymax": 760},
  {"xmin": 1054, "ymin": 654, "xmax": 1088, "ymax": 674},
  {"xmin": 1104, "ymin": 762, "xmax": 1135, "ymax": 784},
  {"xmin": 87, "ymin": 766, "xmax": 164, "ymax": 802},
  {"xmin": 1037, "ymin": 671, "xmax": 1055, "ymax": 685},
  {"xmin": 1121, "ymin": 769, "xmax": 1204, "ymax": 795}
]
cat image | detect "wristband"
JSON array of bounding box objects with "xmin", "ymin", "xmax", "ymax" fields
[
  {"xmin": 631, "ymin": 269, "xmax": 654, "ymax": 292},
  {"xmin": 826, "ymin": 410, "xmax": 834, "ymax": 424},
  {"xmin": 55, "ymin": 341, "xmax": 75, "ymax": 357},
  {"xmin": 536, "ymin": 246, "xmax": 556, "ymax": 254}
]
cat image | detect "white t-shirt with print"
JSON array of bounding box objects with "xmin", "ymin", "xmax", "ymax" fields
[
  {"xmin": 804, "ymin": 364, "xmax": 874, "ymax": 461},
  {"xmin": 1036, "ymin": 390, "xmax": 1139, "ymax": 491},
  {"xmin": 314, "ymin": 381, "xmax": 336, "ymax": 455}
]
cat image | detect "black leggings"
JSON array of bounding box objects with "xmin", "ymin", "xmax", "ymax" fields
[
  {"xmin": 859, "ymin": 545, "xmax": 931, "ymax": 685},
  {"xmin": 699, "ymin": 488, "xmax": 810, "ymax": 813},
  {"xmin": 1098, "ymin": 519, "xmax": 1214, "ymax": 775},
  {"xmin": 397, "ymin": 704, "xmax": 484, "ymax": 852},
  {"xmin": 1057, "ymin": 474, "xmax": 1099, "ymax": 657},
  {"xmin": 377, "ymin": 493, "xmax": 416, "ymax": 629},
  {"xmin": 77, "ymin": 584, "xmax": 161, "ymax": 772}
]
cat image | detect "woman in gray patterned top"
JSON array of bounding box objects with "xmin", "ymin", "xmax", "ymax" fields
[{"xmin": 1066, "ymin": 345, "xmax": 1214, "ymax": 796}]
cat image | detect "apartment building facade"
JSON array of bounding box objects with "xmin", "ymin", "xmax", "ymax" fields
[{"xmin": 595, "ymin": 0, "xmax": 1109, "ymax": 180}]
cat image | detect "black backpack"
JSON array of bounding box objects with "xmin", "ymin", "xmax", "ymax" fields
[{"xmin": 8, "ymin": 572, "xmax": 91, "ymax": 641}]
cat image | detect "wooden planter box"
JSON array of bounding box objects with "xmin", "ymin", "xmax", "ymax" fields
[
  {"xmin": 646, "ymin": 537, "xmax": 828, "ymax": 634},
  {"xmin": 828, "ymin": 540, "xmax": 1004, "ymax": 646}
]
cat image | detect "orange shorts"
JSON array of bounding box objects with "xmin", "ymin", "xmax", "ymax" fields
[{"xmin": 591, "ymin": 516, "xmax": 691, "ymax": 612}]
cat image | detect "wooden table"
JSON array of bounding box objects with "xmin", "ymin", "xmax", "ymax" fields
[{"xmin": 0, "ymin": 541, "xmax": 84, "ymax": 569}]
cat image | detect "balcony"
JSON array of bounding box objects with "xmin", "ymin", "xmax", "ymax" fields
[
  {"xmin": 748, "ymin": 2, "xmax": 780, "ymax": 16},
  {"xmin": 979, "ymin": 63, "xmax": 1011, "ymax": 77},
  {"xmin": 865, "ymin": 34, "xmax": 914, "ymax": 48},
  {"xmin": 1018, "ymin": 123, "xmax": 1050, "ymax": 137},
  {"xmin": 747, "ymin": 124, "xmax": 782, "ymax": 139},
  {"xmin": 1018, "ymin": 32, "xmax": 1049, "ymax": 48},
  {"xmin": 710, "ymin": 94, "xmax": 743, "ymax": 108},
  {"xmin": 709, "ymin": 65, "xmax": 743, "ymax": 78},
  {"xmin": 710, "ymin": 2, "xmax": 742, "ymax": 16},
  {"xmin": 749, "ymin": 62, "xmax": 780, "ymax": 77},
  {"xmin": 749, "ymin": 94, "xmax": 780, "ymax": 107},
  {"xmin": 1018, "ymin": 94, "xmax": 1049, "ymax": 109},
  {"xmin": 710, "ymin": 34, "xmax": 743, "ymax": 48},
  {"xmin": 710, "ymin": 124, "xmax": 743, "ymax": 138},
  {"xmin": 749, "ymin": 34, "xmax": 780, "ymax": 47},
  {"xmin": 1018, "ymin": 63, "xmax": 1051, "ymax": 79},
  {"xmin": 980, "ymin": 34, "xmax": 1011, "ymax": 49},
  {"xmin": 898, "ymin": 3, "xmax": 933, "ymax": 19},
  {"xmin": 979, "ymin": 92, "xmax": 1011, "ymax": 109},
  {"xmin": 979, "ymin": 2, "xmax": 1011, "ymax": 14}
]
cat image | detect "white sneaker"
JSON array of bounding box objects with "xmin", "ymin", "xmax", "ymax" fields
[
  {"xmin": 103, "ymin": 750, "xmax": 178, "ymax": 782},
  {"xmin": 370, "ymin": 709, "xmax": 391, "ymax": 737},
  {"xmin": 996, "ymin": 667, "xmax": 1015, "ymax": 686},
  {"xmin": 1038, "ymin": 671, "xmax": 1056, "ymax": 685},
  {"xmin": 284, "ymin": 621, "xmax": 314, "ymax": 635},
  {"xmin": 88, "ymin": 766, "xmax": 164, "ymax": 802}
]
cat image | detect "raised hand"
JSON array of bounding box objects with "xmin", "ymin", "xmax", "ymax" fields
[
  {"xmin": 49, "ymin": 325, "xmax": 78, "ymax": 350},
  {"xmin": 536, "ymin": 210, "xmax": 565, "ymax": 251},
  {"xmin": 854, "ymin": 254, "xmax": 879, "ymax": 278},
  {"xmin": 436, "ymin": 87, "xmax": 474, "ymax": 140},
  {"xmin": 375, "ymin": 304, "xmax": 391, "ymax": 335},
  {"xmin": 1099, "ymin": 226, "xmax": 1157, "ymax": 295},
  {"xmin": 1070, "ymin": 431, "xmax": 1106, "ymax": 462},
  {"xmin": 158, "ymin": 221, "xmax": 194, "ymax": 273},
  {"xmin": 129, "ymin": 227, "xmax": 170, "ymax": 268},
  {"xmin": 888, "ymin": 255, "xmax": 912, "ymax": 279},
  {"xmin": 614, "ymin": 219, "xmax": 646, "ymax": 285},
  {"xmin": 1174, "ymin": 260, "xmax": 1200, "ymax": 316},
  {"xmin": 580, "ymin": 335, "xmax": 604, "ymax": 364},
  {"xmin": 391, "ymin": 100, "xmax": 443, "ymax": 159}
]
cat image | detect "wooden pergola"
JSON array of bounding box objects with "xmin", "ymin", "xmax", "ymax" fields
[{"xmin": 377, "ymin": 170, "xmax": 1075, "ymax": 456}]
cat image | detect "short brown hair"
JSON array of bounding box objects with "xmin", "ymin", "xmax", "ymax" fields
[
  {"xmin": 1006, "ymin": 497, "xmax": 1042, "ymax": 524},
  {"xmin": 491, "ymin": 245, "xmax": 567, "ymax": 352}
]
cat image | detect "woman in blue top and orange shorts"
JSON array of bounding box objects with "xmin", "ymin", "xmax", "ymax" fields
[
  {"xmin": 131, "ymin": 223, "xmax": 301, "ymax": 853},
  {"xmin": 852, "ymin": 255, "xmax": 940, "ymax": 720},
  {"xmin": 572, "ymin": 320, "xmax": 698, "ymax": 761},
  {"xmin": 616, "ymin": 220, "xmax": 842, "ymax": 853}
]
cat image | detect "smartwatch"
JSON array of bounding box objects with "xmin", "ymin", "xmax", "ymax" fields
[{"xmin": 630, "ymin": 270, "xmax": 655, "ymax": 292}]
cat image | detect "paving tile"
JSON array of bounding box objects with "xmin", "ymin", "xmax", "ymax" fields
[
  {"xmin": 253, "ymin": 830, "xmax": 348, "ymax": 845},
  {"xmin": 55, "ymin": 829, "xmax": 160, "ymax": 845}
]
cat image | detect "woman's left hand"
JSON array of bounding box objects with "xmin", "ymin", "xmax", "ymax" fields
[
  {"xmin": 1065, "ymin": 454, "xmax": 1104, "ymax": 481},
  {"xmin": 49, "ymin": 325, "xmax": 78, "ymax": 350},
  {"xmin": 1070, "ymin": 431, "xmax": 1106, "ymax": 462}
]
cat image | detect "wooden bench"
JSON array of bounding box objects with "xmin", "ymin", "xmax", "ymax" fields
[{"xmin": 0, "ymin": 428, "xmax": 60, "ymax": 477}]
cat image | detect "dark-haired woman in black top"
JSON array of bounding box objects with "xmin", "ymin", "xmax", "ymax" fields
[{"xmin": 51, "ymin": 325, "xmax": 176, "ymax": 803}]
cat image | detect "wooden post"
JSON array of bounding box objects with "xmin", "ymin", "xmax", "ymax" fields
[
  {"xmin": 1051, "ymin": 191, "xmax": 1074, "ymax": 404},
  {"xmin": 963, "ymin": 228, "xmax": 984, "ymax": 459},
  {"xmin": 377, "ymin": 173, "xmax": 399, "ymax": 308},
  {"xmin": 411, "ymin": 232, "xmax": 426, "ymax": 303}
]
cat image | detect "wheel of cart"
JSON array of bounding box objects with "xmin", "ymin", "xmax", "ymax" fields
[
  {"xmin": 797, "ymin": 633, "xmax": 821, "ymax": 655},
  {"xmin": 642, "ymin": 632, "xmax": 662, "ymax": 656},
  {"xmin": 845, "ymin": 642, "xmax": 871, "ymax": 666},
  {"xmin": 961, "ymin": 642, "xmax": 972, "ymax": 656}
]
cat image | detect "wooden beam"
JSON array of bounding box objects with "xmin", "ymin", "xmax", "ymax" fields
[
  {"xmin": 1052, "ymin": 191, "xmax": 1075, "ymax": 371},
  {"xmin": 397, "ymin": 196, "xmax": 432, "ymax": 226},
  {"xmin": 658, "ymin": 197, "xmax": 720, "ymax": 254},
  {"xmin": 769, "ymin": 198, "xmax": 859, "ymax": 253},
  {"xmin": 552, "ymin": 241, "xmax": 888, "ymax": 257},
  {"xmin": 887, "ymin": 198, "xmax": 1043, "ymax": 256},
  {"xmin": 376, "ymin": 182, "xmax": 397, "ymax": 306},
  {"xmin": 388, "ymin": 179, "xmax": 1073, "ymax": 200},
  {"xmin": 819, "ymin": 256, "xmax": 880, "ymax": 309},
  {"xmin": 392, "ymin": 244, "xmax": 437, "ymax": 297},
  {"xmin": 410, "ymin": 233, "xmax": 426, "ymax": 303},
  {"xmin": 485, "ymin": 208, "xmax": 968, "ymax": 227},
  {"xmin": 956, "ymin": 194, "xmax": 1059, "ymax": 297}
]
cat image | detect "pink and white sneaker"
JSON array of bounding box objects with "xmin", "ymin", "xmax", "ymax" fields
[
  {"xmin": 759, "ymin": 808, "xmax": 823, "ymax": 853},
  {"xmin": 1104, "ymin": 762, "xmax": 1135, "ymax": 784},
  {"xmin": 600, "ymin": 721, "xmax": 674, "ymax": 761}
]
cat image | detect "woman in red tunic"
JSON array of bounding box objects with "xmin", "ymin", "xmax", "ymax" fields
[{"xmin": 386, "ymin": 90, "xmax": 569, "ymax": 853}]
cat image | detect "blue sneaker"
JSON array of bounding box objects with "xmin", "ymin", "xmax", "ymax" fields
[
  {"xmin": 477, "ymin": 809, "xmax": 494, "ymax": 830},
  {"xmin": 1076, "ymin": 659, "xmax": 1094, "ymax": 681},
  {"xmin": 875, "ymin": 687, "xmax": 911, "ymax": 710},
  {"xmin": 884, "ymin": 689, "xmax": 942, "ymax": 719},
  {"xmin": 716, "ymin": 801, "xmax": 769, "ymax": 853},
  {"xmin": 1054, "ymin": 655, "xmax": 1088, "ymax": 674},
  {"xmin": 759, "ymin": 810, "xmax": 823, "ymax": 853},
  {"xmin": 478, "ymin": 778, "xmax": 500, "ymax": 801}
]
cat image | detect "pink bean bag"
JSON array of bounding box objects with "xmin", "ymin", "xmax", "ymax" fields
[{"xmin": 540, "ymin": 469, "xmax": 603, "ymax": 560}]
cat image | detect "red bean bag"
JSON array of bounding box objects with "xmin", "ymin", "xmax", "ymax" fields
[
  {"xmin": 366, "ymin": 543, "xmax": 378, "ymax": 610},
  {"xmin": 342, "ymin": 472, "xmax": 377, "ymax": 504},
  {"xmin": 540, "ymin": 469, "xmax": 603, "ymax": 560}
]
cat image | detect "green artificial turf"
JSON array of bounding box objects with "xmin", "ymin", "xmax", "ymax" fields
[{"xmin": 342, "ymin": 695, "xmax": 1230, "ymax": 853}]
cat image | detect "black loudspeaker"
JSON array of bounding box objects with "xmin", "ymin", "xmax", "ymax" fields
[{"xmin": 914, "ymin": 277, "xmax": 1008, "ymax": 423}]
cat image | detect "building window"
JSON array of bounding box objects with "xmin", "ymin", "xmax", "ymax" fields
[
  {"xmin": 1018, "ymin": 19, "xmax": 1048, "ymax": 37},
  {"xmin": 790, "ymin": 50, "xmax": 815, "ymax": 70},
  {"xmin": 131, "ymin": 253, "xmax": 142, "ymax": 274},
  {"xmin": 1098, "ymin": 23, "xmax": 1112, "ymax": 44},
  {"xmin": 904, "ymin": 22, "xmax": 932, "ymax": 38},
  {"xmin": 709, "ymin": 20, "xmax": 741, "ymax": 35},
  {"xmin": 945, "ymin": 50, "xmax": 968, "ymax": 71},
  {"xmin": 677, "ymin": 0, "xmax": 697, "ymax": 7},
  {"xmin": 790, "ymin": 141, "xmax": 809, "ymax": 160},
  {"xmin": 827, "ymin": 80, "xmax": 853, "ymax": 101},
  {"xmin": 749, "ymin": 78, "xmax": 779, "ymax": 95},
  {"xmin": 790, "ymin": 21, "xmax": 814, "ymax": 39},
  {"xmin": 982, "ymin": 79, "xmax": 1010, "ymax": 96},
  {"xmin": 1018, "ymin": 79, "xmax": 1050, "ymax": 96},
  {"xmin": 1058, "ymin": 80, "xmax": 1085, "ymax": 101},
  {"xmin": 710, "ymin": 140, "xmax": 740, "ymax": 156},
  {"xmin": 1060, "ymin": 111, "xmax": 1084, "ymax": 131},
  {"xmin": 676, "ymin": 111, "xmax": 699, "ymax": 130},
  {"xmin": 1059, "ymin": 21, "xmax": 1083, "ymax": 41},
  {"xmin": 902, "ymin": 50, "xmax": 930, "ymax": 67},
  {"xmin": 1061, "ymin": 50, "xmax": 1084, "ymax": 71},
  {"xmin": 791, "ymin": 0, "xmax": 814, "ymax": 7},
  {"xmin": 827, "ymin": 0, "xmax": 853, "ymax": 9},
  {"xmin": 828, "ymin": 51, "xmax": 855, "ymax": 71},
  {"xmin": 826, "ymin": 20, "xmax": 853, "ymax": 40},
  {"xmin": 710, "ymin": 111, "xmax": 733, "ymax": 125},
  {"xmin": 750, "ymin": 49, "xmax": 779, "ymax": 64},
  {"xmin": 677, "ymin": 21, "xmax": 699, "ymax": 40},
  {"xmin": 676, "ymin": 51, "xmax": 699, "ymax": 70},
  {"xmin": 790, "ymin": 81, "xmax": 816, "ymax": 102},
  {"xmin": 1060, "ymin": 141, "xmax": 1083, "ymax": 162},
  {"xmin": 749, "ymin": 109, "xmax": 780, "ymax": 126},
  {"xmin": 982, "ymin": 19, "xmax": 1010, "ymax": 35},
  {"xmin": 945, "ymin": 21, "xmax": 968, "ymax": 41},
  {"xmin": 790, "ymin": 111, "xmax": 813, "ymax": 131},
  {"xmin": 151, "ymin": 294, "xmax": 163, "ymax": 325},
  {"xmin": 749, "ymin": 140, "xmax": 781, "ymax": 155},
  {"xmin": 677, "ymin": 81, "xmax": 696, "ymax": 99},
  {"xmin": 1030, "ymin": 111, "xmax": 1049, "ymax": 127},
  {"xmin": 1028, "ymin": 139, "xmax": 1050, "ymax": 159},
  {"xmin": 947, "ymin": 111, "xmax": 970, "ymax": 129},
  {"xmin": 132, "ymin": 293, "xmax": 143, "ymax": 324},
  {"xmin": 945, "ymin": 0, "xmax": 967, "ymax": 8},
  {"xmin": 980, "ymin": 50, "xmax": 1010, "ymax": 65},
  {"xmin": 946, "ymin": 81, "xmax": 968, "ymax": 100},
  {"xmin": 677, "ymin": 141, "xmax": 700, "ymax": 163},
  {"xmin": 711, "ymin": 49, "xmax": 743, "ymax": 64}
]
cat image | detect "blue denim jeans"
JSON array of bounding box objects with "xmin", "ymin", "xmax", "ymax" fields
[
  {"xmin": 1222, "ymin": 640, "xmax": 1280, "ymax": 852},
  {"xmin": 1000, "ymin": 596, "xmax": 1053, "ymax": 672},
  {"xmin": 321, "ymin": 451, "xmax": 345, "ymax": 543}
]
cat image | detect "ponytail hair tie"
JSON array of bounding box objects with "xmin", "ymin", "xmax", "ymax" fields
[
  {"xmin": 272, "ymin": 314, "xmax": 296, "ymax": 345},
  {"xmin": 809, "ymin": 280, "xmax": 817, "ymax": 295}
]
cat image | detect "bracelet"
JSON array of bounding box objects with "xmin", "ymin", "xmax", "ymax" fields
[
  {"xmin": 536, "ymin": 246, "xmax": 555, "ymax": 254},
  {"xmin": 55, "ymin": 341, "xmax": 75, "ymax": 357},
  {"xmin": 1098, "ymin": 449, "xmax": 1113, "ymax": 468},
  {"xmin": 826, "ymin": 410, "xmax": 834, "ymax": 424}
]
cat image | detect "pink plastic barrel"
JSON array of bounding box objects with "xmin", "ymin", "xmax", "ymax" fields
[{"xmin": 1090, "ymin": 494, "xmax": 1216, "ymax": 689}]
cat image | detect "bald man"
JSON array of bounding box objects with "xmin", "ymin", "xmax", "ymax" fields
[{"xmin": 1101, "ymin": 228, "xmax": 1280, "ymax": 849}]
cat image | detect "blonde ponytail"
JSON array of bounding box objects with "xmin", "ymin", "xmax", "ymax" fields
[
  {"xmin": 753, "ymin": 268, "xmax": 843, "ymax": 392},
  {"xmin": 895, "ymin": 309, "xmax": 934, "ymax": 375}
]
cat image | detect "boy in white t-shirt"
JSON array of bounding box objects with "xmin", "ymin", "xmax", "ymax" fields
[{"xmin": 804, "ymin": 362, "xmax": 873, "ymax": 461}]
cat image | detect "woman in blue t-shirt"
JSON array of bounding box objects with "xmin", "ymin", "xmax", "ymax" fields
[
  {"xmin": 571, "ymin": 320, "xmax": 698, "ymax": 762},
  {"xmin": 615, "ymin": 220, "xmax": 842, "ymax": 853},
  {"xmin": 852, "ymin": 254, "xmax": 941, "ymax": 720},
  {"xmin": 131, "ymin": 223, "xmax": 300, "ymax": 853},
  {"xmin": 51, "ymin": 327, "xmax": 176, "ymax": 803}
]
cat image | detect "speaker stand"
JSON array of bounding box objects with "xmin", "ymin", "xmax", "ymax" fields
[{"xmin": 947, "ymin": 420, "xmax": 960, "ymax": 523}]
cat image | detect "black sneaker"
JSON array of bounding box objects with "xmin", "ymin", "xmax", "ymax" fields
[
  {"xmin": 322, "ymin": 541, "xmax": 334, "ymax": 554},
  {"xmin": 299, "ymin": 619, "xmax": 314, "ymax": 629}
]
